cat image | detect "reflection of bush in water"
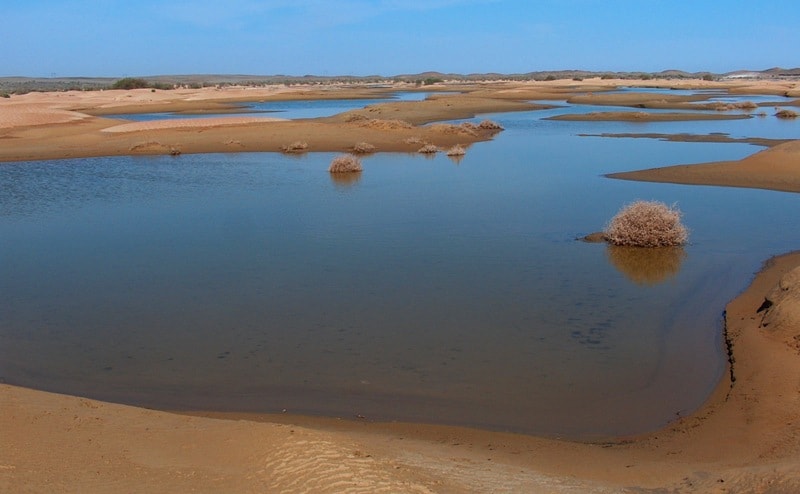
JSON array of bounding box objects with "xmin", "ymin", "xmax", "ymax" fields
[
  {"xmin": 606, "ymin": 245, "xmax": 686, "ymax": 285},
  {"xmin": 329, "ymin": 172, "xmax": 362, "ymax": 188}
]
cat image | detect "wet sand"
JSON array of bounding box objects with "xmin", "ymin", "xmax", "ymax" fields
[{"xmin": 2, "ymin": 78, "xmax": 800, "ymax": 492}]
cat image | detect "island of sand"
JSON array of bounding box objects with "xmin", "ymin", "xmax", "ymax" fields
[{"xmin": 2, "ymin": 76, "xmax": 800, "ymax": 492}]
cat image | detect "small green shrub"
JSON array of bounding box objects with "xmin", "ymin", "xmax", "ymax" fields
[
  {"xmin": 111, "ymin": 77, "xmax": 150, "ymax": 90},
  {"xmin": 604, "ymin": 200, "xmax": 688, "ymax": 247},
  {"xmin": 0, "ymin": 92, "xmax": 10, "ymax": 98},
  {"xmin": 329, "ymin": 154, "xmax": 363, "ymax": 173}
]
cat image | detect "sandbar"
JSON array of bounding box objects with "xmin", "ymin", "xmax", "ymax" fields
[
  {"xmin": 546, "ymin": 111, "xmax": 752, "ymax": 122},
  {"xmin": 609, "ymin": 139, "xmax": 800, "ymax": 193}
]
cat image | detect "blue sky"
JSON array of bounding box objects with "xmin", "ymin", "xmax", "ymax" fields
[{"xmin": 2, "ymin": 0, "xmax": 798, "ymax": 77}]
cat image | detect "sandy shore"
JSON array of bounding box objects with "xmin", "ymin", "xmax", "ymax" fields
[{"xmin": 2, "ymin": 78, "xmax": 800, "ymax": 492}]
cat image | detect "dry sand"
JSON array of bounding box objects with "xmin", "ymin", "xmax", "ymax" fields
[{"xmin": 2, "ymin": 78, "xmax": 800, "ymax": 492}]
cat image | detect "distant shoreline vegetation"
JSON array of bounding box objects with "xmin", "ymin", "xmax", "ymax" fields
[{"xmin": 0, "ymin": 67, "xmax": 798, "ymax": 95}]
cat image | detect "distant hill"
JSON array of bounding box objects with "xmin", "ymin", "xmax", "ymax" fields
[{"xmin": 2, "ymin": 68, "xmax": 798, "ymax": 94}]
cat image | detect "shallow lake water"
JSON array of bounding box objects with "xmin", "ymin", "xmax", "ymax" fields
[
  {"xmin": 106, "ymin": 91, "xmax": 435, "ymax": 121},
  {"xmin": 1, "ymin": 93, "xmax": 798, "ymax": 438}
]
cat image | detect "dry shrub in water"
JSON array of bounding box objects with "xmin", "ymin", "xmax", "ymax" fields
[
  {"xmin": 329, "ymin": 154, "xmax": 363, "ymax": 173},
  {"xmin": 605, "ymin": 200, "xmax": 688, "ymax": 247},
  {"xmin": 478, "ymin": 119, "xmax": 503, "ymax": 130},
  {"xmin": 775, "ymin": 109, "xmax": 798, "ymax": 119},
  {"xmin": 446, "ymin": 144, "xmax": 466, "ymax": 156},
  {"xmin": 281, "ymin": 141, "xmax": 308, "ymax": 153},
  {"xmin": 418, "ymin": 144, "xmax": 439, "ymax": 154}
]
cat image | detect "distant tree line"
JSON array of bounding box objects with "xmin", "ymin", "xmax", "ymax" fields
[{"xmin": 110, "ymin": 77, "xmax": 173, "ymax": 90}]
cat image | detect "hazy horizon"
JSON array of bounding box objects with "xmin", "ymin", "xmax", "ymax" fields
[{"xmin": 3, "ymin": 0, "xmax": 799, "ymax": 78}]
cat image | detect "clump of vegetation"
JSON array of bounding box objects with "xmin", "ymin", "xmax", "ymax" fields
[
  {"xmin": 775, "ymin": 109, "xmax": 798, "ymax": 119},
  {"xmin": 423, "ymin": 77, "xmax": 444, "ymax": 85},
  {"xmin": 459, "ymin": 122, "xmax": 479, "ymax": 132},
  {"xmin": 417, "ymin": 144, "xmax": 439, "ymax": 154},
  {"xmin": 404, "ymin": 136, "xmax": 424, "ymax": 145},
  {"xmin": 281, "ymin": 141, "xmax": 309, "ymax": 153},
  {"xmin": 0, "ymin": 92, "xmax": 10, "ymax": 99},
  {"xmin": 352, "ymin": 142, "xmax": 376, "ymax": 154},
  {"xmin": 446, "ymin": 144, "xmax": 466, "ymax": 156},
  {"xmin": 478, "ymin": 119, "xmax": 503, "ymax": 130},
  {"xmin": 111, "ymin": 77, "xmax": 151, "ymax": 90},
  {"xmin": 604, "ymin": 200, "xmax": 688, "ymax": 247},
  {"xmin": 329, "ymin": 154, "xmax": 363, "ymax": 173}
]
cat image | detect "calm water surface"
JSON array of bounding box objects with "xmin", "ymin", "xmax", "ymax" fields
[
  {"xmin": 107, "ymin": 91, "xmax": 435, "ymax": 121},
  {"xmin": 1, "ymin": 95, "xmax": 798, "ymax": 438}
]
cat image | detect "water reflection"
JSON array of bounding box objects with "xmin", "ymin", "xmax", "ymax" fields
[
  {"xmin": 606, "ymin": 245, "xmax": 687, "ymax": 285},
  {"xmin": 329, "ymin": 171, "xmax": 362, "ymax": 188}
]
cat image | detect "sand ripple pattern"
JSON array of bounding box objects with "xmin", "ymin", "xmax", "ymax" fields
[{"xmin": 261, "ymin": 434, "xmax": 433, "ymax": 494}]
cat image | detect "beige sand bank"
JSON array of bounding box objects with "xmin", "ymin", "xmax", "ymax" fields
[
  {"xmin": 3, "ymin": 251, "xmax": 800, "ymax": 493},
  {"xmin": 580, "ymin": 132, "xmax": 792, "ymax": 147},
  {"xmin": 0, "ymin": 87, "xmax": 524, "ymax": 161},
  {"xmin": 609, "ymin": 139, "xmax": 800, "ymax": 193},
  {"xmin": 2, "ymin": 78, "xmax": 797, "ymax": 162},
  {"xmin": 546, "ymin": 111, "xmax": 752, "ymax": 122}
]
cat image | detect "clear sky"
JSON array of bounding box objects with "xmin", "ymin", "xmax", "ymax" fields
[{"xmin": 2, "ymin": 0, "xmax": 798, "ymax": 77}]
